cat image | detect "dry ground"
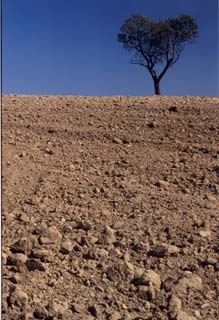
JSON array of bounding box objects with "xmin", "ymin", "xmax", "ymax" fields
[{"xmin": 2, "ymin": 95, "xmax": 219, "ymax": 320}]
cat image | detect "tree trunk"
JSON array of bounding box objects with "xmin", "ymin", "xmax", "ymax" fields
[{"xmin": 153, "ymin": 78, "xmax": 161, "ymax": 95}]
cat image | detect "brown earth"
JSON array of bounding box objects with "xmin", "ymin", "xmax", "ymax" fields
[{"xmin": 2, "ymin": 94, "xmax": 219, "ymax": 320}]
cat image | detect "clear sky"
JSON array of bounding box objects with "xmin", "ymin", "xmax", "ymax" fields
[{"xmin": 2, "ymin": 0, "xmax": 219, "ymax": 96}]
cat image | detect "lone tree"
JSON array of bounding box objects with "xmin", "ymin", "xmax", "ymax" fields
[{"xmin": 118, "ymin": 14, "xmax": 198, "ymax": 95}]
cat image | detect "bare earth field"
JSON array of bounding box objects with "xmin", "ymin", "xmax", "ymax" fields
[{"xmin": 2, "ymin": 95, "xmax": 219, "ymax": 320}]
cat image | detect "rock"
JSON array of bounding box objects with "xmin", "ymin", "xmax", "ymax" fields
[
  {"xmin": 10, "ymin": 238, "xmax": 32, "ymax": 254},
  {"xmin": 85, "ymin": 316, "xmax": 96, "ymax": 320},
  {"xmin": 39, "ymin": 226, "xmax": 62, "ymax": 246},
  {"xmin": 175, "ymin": 273, "xmax": 202, "ymax": 296},
  {"xmin": 83, "ymin": 249, "xmax": 96, "ymax": 260},
  {"xmin": 124, "ymin": 252, "xmax": 135, "ymax": 274},
  {"xmin": 168, "ymin": 294, "xmax": 182, "ymax": 318},
  {"xmin": 132, "ymin": 269, "xmax": 161, "ymax": 292},
  {"xmin": 26, "ymin": 259, "xmax": 46, "ymax": 272},
  {"xmin": 71, "ymin": 303, "xmax": 84, "ymax": 313},
  {"xmin": 100, "ymin": 225, "xmax": 116, "ymax": 245},
  {"xmin": 33, "ymin": 306, "xmax": 49, "ymax": 319},
  {"xmin": 148, "ymin": 245, "xmax": 167, "ymax": 258},
  {"xmin": 6, "ymin": 254, "xmax": 28, "ymax": 273},
  {"xmin": 60, "ymin": 241, "xmax": 72, "ymax": 254},
  {"xmin": 145, "ymin": 269, "xmax": 161, "ymax": 291},
  {"xmin": 48, "ymin": 127, "xmax": 57, "ymax": 134},
  {"xmin": 76, "ymin": 220, "xmax": 92, "ymax": 231},
  {"xmin": 17, "ymin": 212, "xmax": 29, "ymax": 223},
  {"xmin": 30, "ymin": 248, "xmax": 51, "ymax": 262},
  {"xmin": 194, "ymin": 310, "xmax": 201, "ymax": 318},
  {"xmin": 2, "ymin": 252, "xmax": 7, "ymax": 265},
  {"xmin": 199, "ymin": 230, "xmax": 211, "ymax": 238},
  {"xmin": 95, "ymin": 248, "xmax": 109, "ymax": 258},
  {"xmin": 177, "ymin": 311, "xmax": 197, "ymax": 320},
  {"xmin": 106, "ymin": 267, "xmax": 120, "ymax": 282},
  {"xmin": 137, "ymin": 283, "xmax": 156, "ymax": 301},
  {"xmin": 2, "ymin": 298, "xmax": 7, "ymax": 314},
  {"xmin": 53, "ymin": 300, "xmax": 69, "ymax": 315},
  {"xmin": 45, "ymin": 148, "xmax": 53, "ymax": 155},
  {"xmin": 113, "ymin": 137, "xmax": 123, "ymax": 144},
  {"xmin": 9, "ymin": 274, "xmax": 22, "ymax": 284},
  {"xmin": 163, "ymin": 244, "xmax": 180, "ymax": 254},
  {"xmin": 109, "ymin": 311, "xmax": 122, "ymax": 320},
  {"xmin": 147, "ymin": 121, "xmax": 157, "ymax": 128},
  {"xmin": 20, "ymin": 309, "xmax": 34, "ymax": 320},
  {"xmin": 212, "ymin": 165, "xmax": 219, "ymax": 174},
  {"xmin": 134, "ymin": 267, "xmax": 145, "ymax": 278},
  {"xmin": 9, "ymin": 287, "xmax": 28, "ymax": 308},
  {"xmin": 109, "ymin": 247, "xmax": 122, "ymax": 257},
  {"xmin": 201, "ymin": 302, "xmax": 210, "ymax": 309},
  {"xmin": 15, "ymin": 253, "xmax": 28, "ymax": 263},
  {"xmin": 7, "ymin": 253, "xmax": 28, "ymax": 265},
  {"xmin": 155, "ymin": 180, "xmax": 169, "ymax": 188}
]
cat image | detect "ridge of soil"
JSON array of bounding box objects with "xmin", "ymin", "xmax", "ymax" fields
[{"xmin": 2, "ymin": 95, "xmax": 219, "ymax": 320}]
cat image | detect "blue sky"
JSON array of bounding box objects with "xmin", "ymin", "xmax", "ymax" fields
[{"xmin": 3, "ymin": 0, "xmax": 218, "ymax": 96}]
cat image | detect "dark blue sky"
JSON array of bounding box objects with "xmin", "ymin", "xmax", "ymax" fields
[{"xmin": 3, "ymin": 0, "xmax": 218, "ymax": 96}]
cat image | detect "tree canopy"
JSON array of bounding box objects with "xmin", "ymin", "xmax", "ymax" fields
[{"xmin": 118, "ymin": 14, "xmax": 199, "ymax": 95}]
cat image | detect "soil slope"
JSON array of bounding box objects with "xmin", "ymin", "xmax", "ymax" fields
[{"xmin": 2, "ymin": 95, "xmax": 219, "ymax": 320}]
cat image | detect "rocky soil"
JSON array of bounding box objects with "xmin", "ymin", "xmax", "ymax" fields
[{"xmin": 2, "ymin": 95, "xmax": 219, "ymax": 320}]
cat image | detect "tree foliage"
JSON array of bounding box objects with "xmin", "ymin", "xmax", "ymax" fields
[{"xmin": 118, "ymin": 14, "xmax": 199, "ymax": 94}]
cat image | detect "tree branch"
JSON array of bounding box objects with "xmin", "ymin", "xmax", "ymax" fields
[
  {"xmin": 158, "ymin": 58, "xmax": 173, "ymax": 81},
  {"xmin": 130, "ymin": 60, "xmax": 147, "ymax": 67}
]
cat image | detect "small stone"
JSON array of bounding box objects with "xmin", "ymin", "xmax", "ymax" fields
[
  {"xmin": 33, "ymin": 306, "xmax": 49, "ymax": 319},
  {"xmin": 103, "ymin": 225, "xmax": 116, "ymax": 244},
  {"xmin": 145, "ymin": 269, "xmax": 161, "ymax": 291},
  {"xmin": 175, "ymin": 273, "xmax": 202, "ymax": 296},
  {"xmin": 155, "ymin": 180, "xmax": 169, "ymax": 188},
  {"xmin": 71, "ymin": 303, "xmax": 84, "ymax": 313},
  {"xmin": 17, "ymin": 212, "xmax": 29, "ymax": 223},
  {"xmin": 109, "ymin": 311, "xmax": 122, "ymax": 320},
  {"xmin": 199, "ymin": 230, "xmax": 211, "ymax": 238},
  {"xmin": 168, "ymin": 294, "xmax": 182, "ymax": 318},
  {"xmin": 147, "ymin": 282, "xmax": 156, "ymax": 300},
  {"xmin": 132, "ymin": 269, "xmax": 161, "ymax": 292},
  {"xmin": 194, "ymin": 310, "xmax": 201, "ymax": 318},
  {"xmin": 178, "ymin": 311, "xmax": 197, "ymax": 320},
  {"xmin": 45, "ymin": 148, "xmax": 53, "ymax": 155},
  {"xmin": 163, "ymin": 244, "xmax": 180, "ymax": 254},
  {"xmin": 48, "ymin": 127, "xmax": 57, "ymax": 134},
  {"xmin": 9, "ymin": 287, "xmax": 28, "ymax": 308},
  {"xmin": 2, "ymin": 252, "xmax": 7, "ymax": 265},
  {"xmin": 6, "ymin": 254, "xmax": 28, "ymax": 273},
  {"xmin": 60, "ymin": 241, "xmax": 72, "ymax": 254},
  {"xmin": 95, "ymin": 248, "xmax": 109, "ymax": 258},
  {"xmin": 30, "ymin": 248, "xmax": 51, "ymax": 262},
  {"xmin": 201, "ymin": 302, "xmax": 210, "ymax": 309},
  {"xmin": 39, "ymin": 226, "xmax": 62, "ymax": 246},
  {"xmin": 26, "ymin": 259, "xmax": 46, "ymax": 272},
  {"xmin": 109, "ymin": 247, "xmax": 122, "ymax": 257},
  {"xmin": 10, "ymin": 238, "xmax": 32, "ymax": 254},
  {"xmin": 134, "ymin": 267, "xmax": 145, "ymax": 278},
  {"xmin": 53, "ymin": 301, "xmax": 69, "ymax": 315},
  {"xmin": 113, "ymin": 137, "xmax": 123, "ymax": 144},
  {"xmin": 148, "ymin": 245, "xmax": 167, "ymax": 258},
  {"xmin": 15, "ymin": 253, "xmax": 28, "ymax": 264},
  {"xmin": 76, "ymin": 220, "xmax": 92, "ymax": 231},
  {"xmin": 9, "ymin": 274, "xmax": 21, "ymax": 284},
  {"xmin": 147, "ymin": 121, "xmax": 157, "ymax": 128}
]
